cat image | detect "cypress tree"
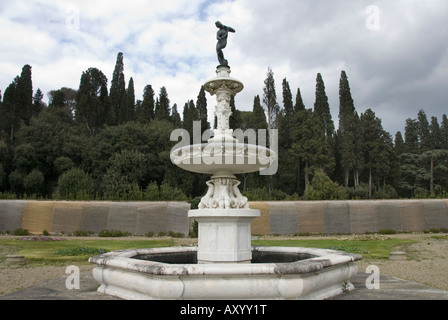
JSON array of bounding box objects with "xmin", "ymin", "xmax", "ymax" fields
[
  {"xmin": 417, "ymin": 109, "xmax": 431, "ymax": 152},
  {"xmin": 155, "ymin": 87, "xmax": 171, "ymax": 121},
  {"xmin": 262, "ymin": 67, "xmax": 279, "ymax": 135},
  {"xmin": 282, "ymin": 78, "xmax": 294, "ymax": 119},
  {"xmin": 16, "ymin": 65, "xmax": 33, "ymax": 125},
  {"xmin": 1, "ymin": 65, "xmax": 34, "ymax": 141},
  {"xmin": 110, "ymin": 52, "xmax": 127, "ymax": 124},
  {"xmin": 75, "ymin": 67, "xmax": 110, "ymax": 135},
  {"xmin": 137, "ymin": 84, "xmax": 155, "ymax": 123},
  {"xmin": 2, "ymin": 79, "xmax": 19, "ymax": 141},
  {"xmin": 294, "ymin": 87, "xmax": 306, "ymax": 112},
  {"xmin": 361, "ymin": 109, "xmax": 394, "ymax": 197},
  {"xmin": 182, "ymin": 100, "xmax": 198, "ymax": 141},
  {"xmin": 274, "ymin": 78, "xmax": 297, "ymax": 194},
  {"xmin": 440, "ymin": 114, "xmax": 448, "ymax": 150},
  {"xmin": 290, "ymin": 108, "xmax": 334, "ymax": 188},
  {"xmin": 314, "ymin": 73, "xmax": 334, "ymax": 138},
  {"xmin": 338, "ymin": 70, "xmax": 362, "ymax": 187},
  {"xmin": 394, "ymin": 131, "xmax": 406, "ymax": 156},
  {"xmin": 126, "ymin": 77, "xmax": 135, "ymax": 122},
  {"xmin": 32, "ymin": 88, "xmax": 44, "ymax": 117},
  {"xmin": 404, "ymin": 118, "xmax": 419, "ymax": 154},
  {"xmin": 229, "ymin": 95, "xmax": 243, "ymax": 130},
  {"xmin": 429, "ymin": 116, "xmax": 442, "ymax": 150},
  {"xmin": 250, "ymin": 95, "xmax": 268, "ymax": 131},
  {"xmin": 171, "ymin": 103, "xmax": 182, "ymax": 128},
  {"xmin": 196, "ymin": 86, "xmax": 209, "ymax": 130}
]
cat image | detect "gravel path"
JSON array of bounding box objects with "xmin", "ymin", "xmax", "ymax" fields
[
  {"xmin": 357, "ymin": 234, "xmax": 448, "ymax": 291},
  {"xmin": 1, "ymin": 233, "xmax": 447, "ymax": 296}
]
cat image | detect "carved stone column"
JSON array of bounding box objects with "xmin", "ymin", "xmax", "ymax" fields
[
  {"xmin": 204, "ymin": 66, "xmax": 243, "ymax": 142},
  {"xmin": 188, "ymin": 66, "xmax": 260, "ymax": 264}
]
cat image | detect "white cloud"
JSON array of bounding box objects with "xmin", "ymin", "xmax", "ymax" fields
[{"xmin": 1, "ymin": 0, "xmax": 448, "ymax": 136}]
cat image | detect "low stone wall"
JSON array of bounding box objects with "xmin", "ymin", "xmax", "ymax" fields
[
  {"xmin": 1, "ymin": 200, "xmax": 448, "ymax": 236},
  {"xmin": 0, "ymin": 201, "xmax": 190, "ymax": 236},
  {"xmin": 249, "ymin": 200, "xmax": 448, "ymax": 235}
]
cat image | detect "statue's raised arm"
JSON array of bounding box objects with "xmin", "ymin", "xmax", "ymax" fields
[{"xmin": 215, "ymin": 21, "xmax": 235, "ymax": 67}]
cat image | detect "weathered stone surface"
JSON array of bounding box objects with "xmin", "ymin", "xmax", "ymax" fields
[
  {"xmin": 324, "ymin": 201, "xmax": 350, "ymax": 234},
  {"xmin": 136, "ymin": 202, "xmax": 167, "ymax": 235},
  {"xmin": 269, "ymin": 202, "xmax": 298, "ymax": 235},
  {"xmin": 52, "ymin": 202, "xmax": 84, "ymax": 233},
  {"xmin": 0, "ymin": 200, "xmax": 27, "ymax": 231},
  {"xmin": 89, "ymin": 246, "xmax": 361, "ymax": 300},
  {"xmin": 422, "ymin": 200, "xmax": 448, "ymax": 230},
  {"xmin": 107, "ymin": 202, "xmax": 139, "ymax": 234},
  {"xmin": 297, "ymin": 201, "xmax": 326, "ymax": 234},
  {"xmin": 1, "ymin": 200, "xmax": 448, "ymax": 236},
  {"xmin": 249, "ymin": 202, "xmax": 270, "ymax": 235},
  {"xmin": 376, "ymin": 200, "xmax": 402, "ymax": 231},
  {"xmin": 22, "ymin": 201, "xmax": 55, "ymax": 234},
  {"xmin": 166, "ymin": 202, "xmax": 190, "ymax": 235},
  {"xmin": 399, "ymin": 200, "xmax": 426, "ymax": 231},
  {"xmin": 5, "ymin": 255, "xmax": 26, "ymax": 265},
  {"xmin": 80, "ymin": 202, "xmax": 110, "ymax": 233},
  {"xmin": 349, "ymin": 201, "xmax": 378, "ymax": 234}
]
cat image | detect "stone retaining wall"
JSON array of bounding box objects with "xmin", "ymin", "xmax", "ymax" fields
[
  {"xmin": 1, "ymin": 200, "xmax": 448, "ymax": 236},
  {"xmin": 0, "ymin": 201, "xmax": 190, "ymax": 236},
  {"xmin": 249, "ymin": 200, "xmax": 448, "ymax": 235}
]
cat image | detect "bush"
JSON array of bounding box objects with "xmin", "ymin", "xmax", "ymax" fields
[
  {"xmin": 57, "ymin": 168, "xmax": 93, "ymax": 199},
  {"xmin": 72, "ymin": 230, "xmax": 94, "ymax": 237},
  {"xmin": 189, "ymin": 196, "xmax": 202, "ymax": 210},
  {"xmin": 167, "ymin": 231, "xmax": 185, "ymax": 238},
  {"xmin": 144, "ymin": 182, "xmax": 160, "ymax": 200},
  {"xmin": 346, "ymin": 183, "xmax": 370, "ymax": 200},
  {"xmin": 378, "ymin": 229, "xmax": 397, "ymax": 235},
  {"xmin": 13, "ymin": 228, "xmax": 30, "ymax": 236},
  {"xmin": 373, "ymin": 185, "xmax": 398, "ymax": 199},
  {"xmin": 303, "ymin": 169, "xmax": 347, "ymax": 200},
  {"xmin": 159, "ymin": 183, "xmax": 188, "ymax": 201},
  {"xmin": 98, "ymin": 229, "xmax": 130, "ymax": 237}
]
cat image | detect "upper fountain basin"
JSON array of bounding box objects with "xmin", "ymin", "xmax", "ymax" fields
[{"xmin": 170, "ymin": 142, "xmax": 277, "ymax": 175}]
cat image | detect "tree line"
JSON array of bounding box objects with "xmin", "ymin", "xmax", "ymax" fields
[{"xmin": 1, "ymin": 53, "xmax": 447, "ymax": 201}]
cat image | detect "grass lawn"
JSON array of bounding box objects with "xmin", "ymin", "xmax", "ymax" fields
[
  {"xmin": 0, "ymin": 235, "xmax": 416, "ymax": 267},
  {"xmin": 252, "ymin": 238, "xmax": 416, "ymax": 259},
  {"xmin": 0, "ymin": 237, "xmax": 173, "ymax": 266}
]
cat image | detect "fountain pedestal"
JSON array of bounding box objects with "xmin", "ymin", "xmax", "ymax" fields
[{"xmin": 190, "ymin": 209, "xmax": 259, "ymax": 264}]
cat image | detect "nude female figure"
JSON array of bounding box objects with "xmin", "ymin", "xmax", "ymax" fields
[{"xmin": 215, "ymin": 21, "xmax": 235, "ymax": 66}]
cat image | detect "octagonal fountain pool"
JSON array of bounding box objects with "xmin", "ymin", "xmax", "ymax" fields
[{"xmin": 89, "ymin": 246, "xmax": 361, "ymax": 300}]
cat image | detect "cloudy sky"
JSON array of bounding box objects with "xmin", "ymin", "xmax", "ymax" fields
[{"xmin": 1, "ymin": 0, "xmax": 447, "ymax": 135}]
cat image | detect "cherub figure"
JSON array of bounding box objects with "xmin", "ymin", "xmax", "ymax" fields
[{"xmin": 199, "ymin": 180, "xmax": 217, "ymax": 209}]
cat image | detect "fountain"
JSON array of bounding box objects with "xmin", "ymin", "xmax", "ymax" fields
[{"xmin": 89, "ymin": 22, "xmax": 361, "ymax": 300}]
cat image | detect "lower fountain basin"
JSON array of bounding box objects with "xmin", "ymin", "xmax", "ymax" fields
[{"xmin": 89, "ymin": 246, "xmax": 361, "ymax": 300}]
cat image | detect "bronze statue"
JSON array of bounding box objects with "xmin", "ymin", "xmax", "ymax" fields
[{"xmin": 215, "ymin": 21, "xmax": 235, "ymax": 67}]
